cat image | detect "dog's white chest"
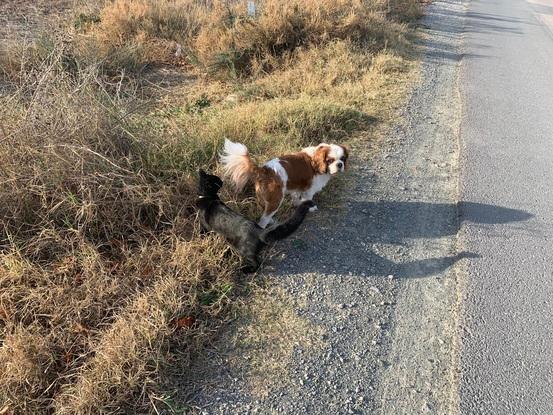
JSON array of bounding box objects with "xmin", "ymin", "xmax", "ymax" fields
[{"xmin": 309, "ymin": 174, "xmax": 331, "ymax": 194}]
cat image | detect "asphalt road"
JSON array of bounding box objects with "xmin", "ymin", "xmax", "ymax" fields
[{"xmin": 459, "ymin": 0, "xmax": 553, "ymax": 413}]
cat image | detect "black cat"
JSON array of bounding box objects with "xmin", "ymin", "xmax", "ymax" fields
[{"xmin": 196, "ymin": 169, "xmax": 313, "ymax": 271}]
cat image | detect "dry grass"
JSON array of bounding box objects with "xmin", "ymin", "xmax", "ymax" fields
[{"xmin": 0, "ymin": 0, "xmax": 421, "ymax": 413}]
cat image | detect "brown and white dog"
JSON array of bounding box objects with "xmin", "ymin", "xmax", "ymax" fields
[{"xmin": 220, "ymin": 139, "xmax": 349, "ymax": 228}]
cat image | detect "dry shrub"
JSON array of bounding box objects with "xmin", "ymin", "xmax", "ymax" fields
[
  {"xmin": 234, "ymin": 42, "xmax": 412, "ymax": 125},
  {"xmin": 54, "ymin": 236, "xmax": 239, "ymax": 414},
  {"xmin": 0, "ymin": 44, "xmax": 239, "ymax": 414},
  {"xmin": 189, "ymin": 0, "xmax": 410, "ymax": 77},
  {"xmin": 0, "ymin": 41, "xmax": 202, "ymax": 250},
  {"xmin": 1, "ymin": 0, "xmax": 420, "ymax": 78},
  {"xmin": 388, "ymin": 0, "xmax": 423, "ymax": 21},
  {"xmin": 73, "ymin": 0, "xmax": 206, "ymax": 71},
  {"xmin": 67, "ymin": 0, "xmax": 419, "ymax": 77},
  {"xmin": 98, "ymin": 0, "xmax": 204, "ymax": 44},
  {"xmin": 251, "ymin": 40, "xmax": 374, "ymax": 98},
  {"xmin": 0, "ymin": 326, "xmax": 56, "ymax": 414},
  {"xmin": 0, "ymin": 36, "xmax": 61, "ymax": 84}
]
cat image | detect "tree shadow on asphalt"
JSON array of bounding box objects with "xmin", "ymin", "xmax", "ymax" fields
[{"xmin": 273, "ymin": 201, "xmax": 533, "ymax": 279}]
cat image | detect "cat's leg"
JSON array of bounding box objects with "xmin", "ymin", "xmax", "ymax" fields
[
  {"xmin": 242, "ymin": 258, "xmax": 260, "ymax": 273},
  {"xmin": 241, "ymin": 248, "xmax": 260, "ymax": 273},
  {"xmin": 198, "ymin": 218, "xmax": 210, "ymax": 235}
]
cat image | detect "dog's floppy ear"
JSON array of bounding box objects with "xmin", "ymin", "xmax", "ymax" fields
[{"xmin": 311, "ymin": 145, "xmax": 329, "ymax": 174}]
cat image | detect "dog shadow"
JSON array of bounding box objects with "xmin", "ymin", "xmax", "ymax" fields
[{"xmin": 268, "ymin": 200, "xmax": 533, "ymax": 279}]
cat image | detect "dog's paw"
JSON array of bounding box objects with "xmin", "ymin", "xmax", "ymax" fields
[{"xmin": 308, "ymin": 205, "xmax": 318, "ymax": 212}]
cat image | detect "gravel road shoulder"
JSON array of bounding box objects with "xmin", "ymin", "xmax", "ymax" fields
[{"xmin": 191, "ymin": 1, "xmax": 469, "ymax": 413}]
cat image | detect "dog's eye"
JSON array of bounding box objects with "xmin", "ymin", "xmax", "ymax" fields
[{"xmin": 326, "ymin": 158, "xmax": 334, "ymax": 164}]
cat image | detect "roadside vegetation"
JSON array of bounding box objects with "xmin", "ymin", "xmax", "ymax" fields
[{"xmin": 0, "ymin": 0, "xmax": 421, "ymax": 413}]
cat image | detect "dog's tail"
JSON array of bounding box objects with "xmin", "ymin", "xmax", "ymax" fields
[
  {"xmin": 260, "ymin": 201, "xmax": 314, "ymax": 243},
  {"xmin": 219, "ymin": 139, "xmax": 258, "ymax": 192}
]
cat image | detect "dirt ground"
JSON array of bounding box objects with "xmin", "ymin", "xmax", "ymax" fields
[{"xmin": 0, "ymin": 0, "xmax": 72, "ymax": 40}]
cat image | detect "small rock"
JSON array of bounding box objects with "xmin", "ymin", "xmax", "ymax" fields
[
  {"xmin": 225, "ymin": 93, "xmax": 239, "ymax": 103},
  {"xmin": 369, "ymin": 286, "xmax": 380, "ymax": 294},
  {"xmin": 387, "ymin": 274, "xmax": 394, "ymax": 279}
]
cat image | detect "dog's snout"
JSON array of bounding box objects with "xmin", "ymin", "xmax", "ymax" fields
[{"xmin": 337, "ymin": 161, "xmax": 343, "ymax": 169}]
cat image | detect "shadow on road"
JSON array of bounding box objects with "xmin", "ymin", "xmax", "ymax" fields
[
  {"xmin": 275, "ymin": 201, "xmax": 533, "ymax": 279},
  {"xmin": 459, "ymin": 201, "xmax": 533, "ymax": 224},
  {"xmin": 420, "ymin": 2, "xmax": 540, "ymax": 65}
]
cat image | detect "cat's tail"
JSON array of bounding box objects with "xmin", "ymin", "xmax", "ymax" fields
[
  {"xmin": 260, "ymin": 201, "xmax": 314, "ymax": 243},
  {"xmin": 219, "ymin": 139, "xmax": 259, "ymax": 192}
]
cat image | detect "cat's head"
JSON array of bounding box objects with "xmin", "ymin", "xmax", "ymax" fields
[{"xmin": 198, "ymin": 169, "xmax": 223, "ymax": 198}]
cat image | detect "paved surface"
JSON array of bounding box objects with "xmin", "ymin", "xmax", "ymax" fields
[
  {"xmin": 459, "ymin": 0, "xmax": 553, "ymax": 413},
  {"xmin": 528, "ymin": 0, "xmax": 553, "ymax": 33}
]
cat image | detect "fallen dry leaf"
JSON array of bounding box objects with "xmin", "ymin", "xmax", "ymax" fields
[{"xmin": 175, "ymin": 316, "xmax": 195, "ymax": 328}]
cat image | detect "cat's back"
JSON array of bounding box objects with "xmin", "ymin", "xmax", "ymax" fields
[{"xmin": 207, "ymin": 201, "xmax": 260, "ymax": 244}]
